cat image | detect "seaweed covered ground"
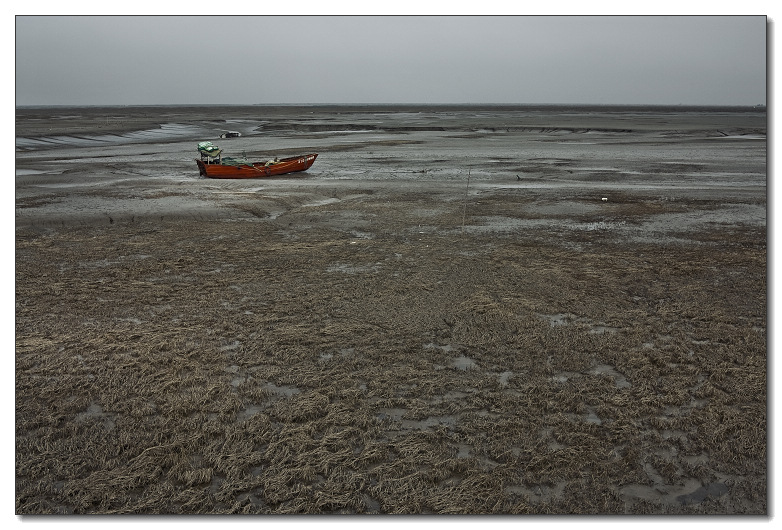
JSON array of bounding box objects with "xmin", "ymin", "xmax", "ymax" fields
[
  {"xmin": 16, "ymin": 191, "xmax": 767, "ymax": 514},
  {"xmin": 15, "ymin": 105, "xmax": 767, "ymax": 514}
]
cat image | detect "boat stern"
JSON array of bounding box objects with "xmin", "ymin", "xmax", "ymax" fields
[{"xmin": 195, "ymin": 159, "xmax": 208, "ymax": 177}]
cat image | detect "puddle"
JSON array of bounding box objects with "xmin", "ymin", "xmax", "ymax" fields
[
  {"xmin": 661, "ymin": 429, "xmax": 688, "ymax": 441},
  {"xmin": 505, "ymin": 481, "xmax": 568, "ymax": 504},
  {"xmin": 326, "ymin": 262, "xmax": 380, "ymax": 274},
  {"xmin": 576, "ymin": 221, "xmax": 627, "ymax": 231},
  {"xmin": 677, "ymin": 483, "xmax": 729, "ymax": 505},
  {"xmin": 540, "ymin": 313, "xmax": 571, "ymax": 326},
  {"xmin": 681, "ymin": 452, "xmax": 710, "ymax": 466},
  {"xmin": 302, "ymin": 197, "xmax": 341, "ymax": 208},
  {"xmin": 263, "ymin": 382, "xmax": 301, "ymax": 397},
  {"xmin": 16, "ymin": 168, "xmax": 62, "ymax": 176},
  {"xmin": 451, "ymin": 355, "xmax": 476, "ymax": 371},
  {"xmin": 688, "ymin": 334, "xmax": 711, "ymax": 345},
  {"xmin": 237, "ymin": 404, "xmax": 264, "ymax": 421},
  {"xmin": 220, "ymin": 341, "xmax": 241, "ymax": 352},
  {"xmin": 401, "ymin": 415, "xmax": 458, "ymax": 430},
  {"xmin": 498, "ymin": 371, "xmax": 514, "ymax": 387},
  {"xmin": 621, "ymin": 477, "xmax": 728, "ymax": 508},
  {"xmin": 75, "ymin": 402, "xmax": 116, "ymax": 431},
  {"xmin": 584, "ymin": 407, "xmax": 602, "ymax": 425},
  {"xmin": 663, "ymin": 397, "xmax": 709, "ymax": 416},
  {"xmin": 714, "ymin": 134, "xmax": 765, "ymax": 140},
  {"xmin": 376, "ymin": 407, "xmax": 408, "ymax": 422},
  {"xmin": 349, "ymin": 230, "xmax": 375, "ymax": 240},
  {"xmin": 589, "ymin": 364, "xmax": 631, "ymax": 389},
  {"xmin": 551, "ymin": 371, "xmax": 581, "ymax": 383},
  {"xmin": 537, "ymin": 312, "xmax": 618, "ymax": 335},
  {"xmin": 16, "ymin": 122, "xmax": 206, "ymax": 150},
  {"xmin": 362, "ymin": 494, "xmax": 381, "ymax": 512}
]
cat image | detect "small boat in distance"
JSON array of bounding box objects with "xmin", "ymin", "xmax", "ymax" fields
[{"xmin": 196, "ymin": 141, "xmax": 317, "ymax": 179}]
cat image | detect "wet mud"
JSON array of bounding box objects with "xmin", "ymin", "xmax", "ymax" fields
[{"xmin": 16, "ymin": 105, "xmax": 766, "ymax": 514}]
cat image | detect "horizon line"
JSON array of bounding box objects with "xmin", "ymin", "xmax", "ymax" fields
[{"xmin": 16, "ymin": 102, "xmax": 766, "ymax": 108}]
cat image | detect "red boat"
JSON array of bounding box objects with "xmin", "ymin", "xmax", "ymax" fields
[{"xmin": 195, "ymin": 142, "xmax": 317, "ymax": 179}]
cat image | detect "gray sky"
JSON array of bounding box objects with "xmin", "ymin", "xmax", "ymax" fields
[{"xmin": 15, "ymin": 15, "xmax": 767, "ymax": 106}]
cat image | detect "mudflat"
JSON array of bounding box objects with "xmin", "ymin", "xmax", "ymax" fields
[{"xmin": 15, "ymin": 105, "xmax": 767, "ymax": 514}]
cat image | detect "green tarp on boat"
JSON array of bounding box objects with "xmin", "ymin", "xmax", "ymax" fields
[
  {"xmin": 197, "ymin": 141, "xmax": 221, "ymax": 157},
  {"xmin": 220, "ymin": 157, "xmax": 252, "ymax": 166}
]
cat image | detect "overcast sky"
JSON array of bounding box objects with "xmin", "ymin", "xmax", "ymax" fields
[{"xmin": 15, "ymin": 15, "xmax": 767, "ymax": 106}]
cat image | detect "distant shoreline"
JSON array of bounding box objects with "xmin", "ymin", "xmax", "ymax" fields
[{"xmin": 16, "ymin": 103, "xmax": 766, "ymax": 113}]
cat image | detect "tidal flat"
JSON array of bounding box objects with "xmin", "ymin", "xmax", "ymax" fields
[{"xmin": 15, "ymin": 105, "xmax": 767, "ymax": 514}]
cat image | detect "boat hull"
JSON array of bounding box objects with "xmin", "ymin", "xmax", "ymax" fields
[{"xmin": 196, "ymin": 154, "xmax": 317, "ymax": 179}]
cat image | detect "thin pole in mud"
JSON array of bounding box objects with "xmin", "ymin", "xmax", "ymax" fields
[{"xmin": 461, "ymin": 169, "xmax": 470, "ymax": 234}]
